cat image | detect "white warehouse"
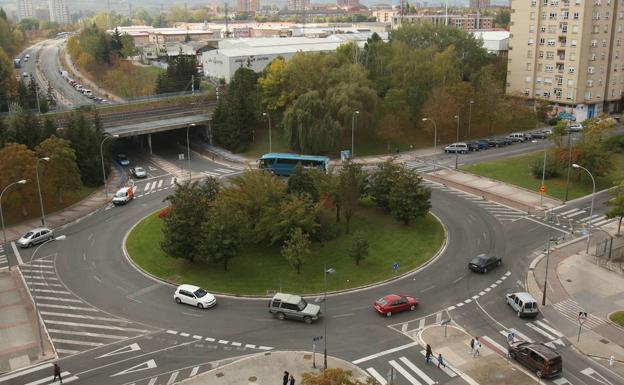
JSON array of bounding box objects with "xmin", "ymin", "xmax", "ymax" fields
[{"xmin": 202, "ymin": 33, "xmax": 385, "ymax": 82}]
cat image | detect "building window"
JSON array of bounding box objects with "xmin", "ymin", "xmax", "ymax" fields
[
  {"xmin": 528, "ymin": 50, "xmax": 534, "ymax": 58},
  {"xmin": 542, "ymin": 12, "xmax": 547, "ymax": 20},
  {"xmin": 529, "ymin": 38, "xmax": 535, "ymax": 45},
  {"xmin": 531, "ymin": 0, "xmax": 537, "ymax": 5},
  {"xmin": 602, "ymin": 52, "xmax": 606, "ymax": 60},
  {"xmin": 603, "ymin": 40, "xmax": 608, "ymax": 47},
  {"xmin": 544, "ymin": 77, "xmax": 553, "ymax": 84},
  {"xmin": 545, "ymin": 64, "xmax": 554, "ymax": 72},
  {"xmin": 539, "ymin": 51, "xmax": 545, "ymax": 58},
  {"xmin": 527, "ymin": 63, "xmax": 534, "ymax": 71},
  {"xmin": 571, "ymin": 39, "xmax": 578, "ymax": 46},
  {"xmin": 587, "ymin": 79, "xmax": 594, "ymax": 87},
  {"xmin": 530, "ymin": 25, "xmax": 536, "ymax": 33},
  {"xmin": 585, "ymin": 91, "xmax": 592, "ymax": 99},
  {"xmin": 570, "ymin": 53, "xmax": 576, "ymax": 60},
  {"xmin": 550, "ymin": 12, "xmax": 558, "ymax": 20},
  {"xmin": 537, "ymin": 76, "xmax": 543, "ymax": 83},
  {"xmin": 544, "ymin": 91, "xmax": 551, "ymax": 97},
  {"xmin": 588, "ymin": 66, "xmax": 595, "ymax": 73},
  {"xmin": 540, "ymin": 37, "xmax": 546, "ymax": 45},
  {"xmin": 526, "ymin": 76, "xmax": 532, "ymax": 83},
  {"xmin": 544, "ymin": 0, "xmax": 549, "ymax": 4},
  {"xmin": 591, "ymin": 40, "xmax": 598, "ymax": 47},
  {"xmin": 525, "ymin": 89, "xmax": 531, "ymax": 96},
  {"xmin": 531, "ymin": 12, "xmax": 536, "ymax": 20},
  {"xmin": 547, "ymin": 51, "xmax": 555, "ymax": 59},
  {"xmin": 591, "ymin": 53, "xmax": 597, "ymax": 60},
  {"xmin": 548, "ymin": 39, "xmax": 557, "ymax": 46},
  {"xmin": 573, "ymin": 12, "xmax": 580, "ymax": 20},
  {"xmin": 561, "ymin": 23, "xmax": 569, "ymax": 33},
  {"xmin": 569, "ymin": 66, "xmax": 576, "ymax": 73},
  {"xmin": 568, "ymin": 79, "xmax": 575, "ymax": 86}
]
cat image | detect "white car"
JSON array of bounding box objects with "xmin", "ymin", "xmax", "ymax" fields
[
  {"xmin": 130, "ymin": 166, "xmax": 147, "ymax": 178},
  {"xmin": 568, "ymin": 123, "xmax": 583, "ymax": 132},
  {"xmin": 174, "ymin": 284, "xmax": 216, "ymax": 309},
  {"xmin": 17, "ymin": 227, "xmax": 54, "ymax": 248},
  {"xmin": 444, "ymin": 142, "xmax": 469, "ymax": 154}
]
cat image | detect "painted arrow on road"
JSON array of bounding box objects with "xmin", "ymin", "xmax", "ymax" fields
[{"xmin": 112, "ymin": 359, "xmax": 156, "ymax": 376}]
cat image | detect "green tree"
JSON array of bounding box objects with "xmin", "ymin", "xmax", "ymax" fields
[
  {"xmin": 154, "ymin": 53, "xmax": 199, "ymax": 93},
  {"xmin": 198, "ymin": 200, "xmax": 243, "ymax": 271},
  {"xmin": 267, "ymin": 193, "xmax": 320, "ymax": 245},
  {"xmin": 62, "ymin": 112, "xmax": 105, "ymax": 187},
  {"xmin": 0, "ymin": 143, "xmax": 37, "ymax": 218},
  {"xmin": 367, "ymin": 159, "xmax": 403, "ymax": 212},
  {"xmin": 338, "ymin": 162, "xmax": 365, "ymax": 234},
  {"xmin": 388, "ymin": 168, "xmax": 432, "ymax": 225},
  {"xmin": 161, "ymin": 179, "xmax": 220, "ymax": 261},
  {"xmin": 9, "ymin": 109, "xmax": 41, "ymax": 149},
  {"xmin": 281, "ymin": 227, "xmax": 311, "ymax": 274},
  {"xmin": 35, "ymin": 136, "xmax": 82, "ymax": 203},
  {"xmin": 606, "ymin": 181, "xmax": 624, "ymax": 235},
  {"xmin": 287, "ymin": 163, "xmax": 319, "ymax": 201},
  {"xmin": 494, "ymin": 8, "xmax": 511, "ymax": 28},
  {"xmin": 349, "ymin": 232, "xmax": 369, "ymax": 265}
]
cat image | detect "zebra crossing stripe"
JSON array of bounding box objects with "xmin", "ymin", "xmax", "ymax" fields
[
  {"xmin": 366, "ymin": 368, "xmax": 387, "ymax": 384},
  {"xmin": 30, "ymin": 289, "xmax": 71, "ymax": 295},
  {"xmin": 144, "ymin": 182, "xmax": 151, "ymax": 191},
  {"xmin": 47, "ymin": 329, "xmax": 127, "ymax": 340},
  {"xmin": 499, "ymin": 329, "xmax": 534, "ymax": 343},
  {"xmin": 157, "ymin": 179, "xmax": 164, "ymax": 188},
  {"xmin": 566, "ymin": 210, "xmax": 587, "ymax": 218},
  {"xmin": 147, "ymin": 378, "xmax": 157, "ymax": 385},
  {"xmin": 526, "ymin": 323, "xmax": 557, "ymax": 340},
  {"xmin": 418, "ymin": 350, "xmax": 456, "ymax": 377},
  {"xmin": 40, "ymin": 311, "xmax": 123, "ymax": 322},
  {"xmin": 594, "ymin": 218, "xmax": 616, "ymax": 227},
  {"xmin": 389, "ymin": 360, "xmax": 422, "ymax": 385},
  {"xmin": 51, "ymin": 338, "xmax": 104, "ymax": 347},
  {"xmin": 45, "ymin": 320, "xmax": 150, "ymax": 333},
  {"xmin": 533, "ymin": 320, "xmax": 564, "ymax": 338},
  {"xmin": 190, "ymin": 366, "xmax": 200, "ymax": 377},
  {"xmin": 558, "ymin": 208, "xmax": 580, "ymax": 216},
  {"xmin": 171, "ymin": 177, "xmax": 176, "ymax": 185},
  {"xmin": 399, "ymin": 357, "xmax": 435, "ymax": 385},
  {"xmin": 214, "ymin": 168, "xmax": 233, "ymax": 173},
  {"xmin": 166, "ymin": 371, "xmax": 178, "ymax": 385},
  {"xmin": 37, "ymin": 303, "xmax": 97, "ymax": 311},
  {"xmin": 202, "ymin": 171, "xmax": 220, "ymax": 176}
]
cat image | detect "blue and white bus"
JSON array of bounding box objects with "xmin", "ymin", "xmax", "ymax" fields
[{"xmin": 258, "ymin": 153, "xmax": 331, "ymax": 177}]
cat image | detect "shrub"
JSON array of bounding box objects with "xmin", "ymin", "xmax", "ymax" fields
[
  {"xmin": 158, "ymin": 206, "xmax": 171, "ymax": 218},
  {"xmin": 530, "ymin": 156, "xmax": 559, "ymax": 179}
]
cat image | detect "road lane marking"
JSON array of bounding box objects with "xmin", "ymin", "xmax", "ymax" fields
[
  {"xmin": 48, "ymin": 329, "xmax": 127, "ymax": 340},
  {"xmin": 157, "ymin": 179, "xmax": 164, "ymax": 188},
  {"xmin": 37, "ymin": 303, "xmax": 97, "ymax": 311},
  {"xmin": 245, "ymin": 344, "xmax": 256, "ymax": 349},
  {"xmin": 40, "ymin": 311, "xmax": 121, "ymax": 322},
  {"xmin": 190, "ymin": 366, "xmax": 199, "ymax": 377},
  {"xmin": 526, "ymin": 323, "xmax": 557, "ymax": 340},
  {"xmin": 0, "ymin": 363, "xmax": 52, "ymax": 382},
  {"xmin": 180, "ymin": 332, "xmax": 190, "ymax": 337},
  {"xmin": 166, "ymin": 330, "xmax": 178, "ymax": 335},
  {"xmin": 389, "ymin": 359, "xmax": 422, "ymax": 385},
  {"xmin": 205, "ymin": 337, "xmax": 215, "ymax": 342},
  {"xmin": 533, "ymin": 320, "xmax": 564, "ymax": 338},
  {"xmin": 22, "ymin": 275, "xmax": 59, "ymax": 280},
  {"xmin": 24, "ymin": 371, "xmax": 74, "ymax": 385},
  {"xmin": 11, "ymin": 242, "xmax": 23, "ymax": 265},
  {"xmin": 218, "ymin": 339, "xmax": 229, "ymax": 344},
  {"xmin": 366, "ymin": 368, "xmax": 387, "ymax": 384},
  {"xmin": 51, "ymin": 338, "xmax": 104, "ymax": 347},
  {"xmin": 29, "ymin": 288, "xmax": 70, "ymax": 294},
  {"xmin": 352, "ymin": 342, "xmax": 419, "ymax": 364},
  {"xmin": 56, "ymin": 349, "xmax": 81, "ymax": 355},
  {"xmin": 231, "ymin": 341, "xmax": 242, "ymax": 346},
  {"xmin": 45, "ymin": 320, "xmax": 150, "ymax": 333},
  {"xmin": 399, "ymin": 356, "xmax": 435, "ymax": 385},
  {"xmin": 166, "ymin": 371, "xmax": 178, "ymax": 385}
]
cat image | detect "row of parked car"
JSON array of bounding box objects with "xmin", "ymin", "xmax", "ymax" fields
[{"xmin": 59, "ymin": 69, "xmax": 109, "ymax": 104}]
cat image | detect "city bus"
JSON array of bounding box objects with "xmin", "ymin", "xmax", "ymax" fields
[{"xmin": 258, "ymin": 153, "xmax": 331, "ymax": 177}]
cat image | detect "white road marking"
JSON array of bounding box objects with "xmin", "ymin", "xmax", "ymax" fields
[
  {"xmin": 245, "ymin": 344, "xmax": 256, "ymax": 349},
  {"xmin": 231, "ymin": 341, "xmax": 242, "ymax": 346},
  {"xmin": 51, "ymin": 338, "xmax": 104, "ymax": 347},
  {"xmin": 22, "ymin": 275, "xmax": 59, "ymax": 280},
  {"xmin": 526, "ymin": 323, "xmax": 557, "ymax": 340},
  {"xmin": 30, "ymin": 288, "xmax": 70, "ymax": 295},
  {"xmin": 499, "ymin": 329, "xmax": 534, "ymax": 343},
  {"xmin": 56, "ymin": 349, "xmax": 81, "ymax": 355},
  {"xmin": 399, "ymin": 356, "xmax": 435, "ymax": 385},
  {"xmin": 144, "ymin": 182, "xmax": 151, "ymax": 192},
  {"xmin": 180, "ymin": 332, "xmax": 190, "ymax": 337},
  {"xmin": 40, "ymin": 311, "xmax": 121, "ymax": 322},
  {"xmin": 11, "ymin": 242, "xmax": 23, "ymax": 265},
  {"xmin": 48, "ymin": 329, "xmax": 127, "ymax": 340},
  {"xmin": 37, "ymin": 303, "xmax": 96, "ymax": 311},
  {"xmin": 481, "ymin": 335, "xmax": 507, "ymax": 355},
  {"xmin": 553, "ymin": 377, "xmax": 573, "ymax": 384},
  {"xmin": 205, "ymin": 337, "xmax": 215, "ymax": 342},
  {"xmin": 352, "ymin": 342, "xmax": 419, "ymax": 364},
  {"xmin": 418, "ymin": 350, "xmax": 457, "ymax": 377},
  {"xmin": 566, "ymin": 210, "xmax": 587, "ymax": 218},
  {"xmin": 44, "ymin": 320, "xmax": 150, "ymax": 333},
  {"xmin": 190, "ymin": 366, "xmax": 200, "ymax": 377},
  {"xmin": 366, "ymin": 368, "xmax": 387, "ymax": 384},
  {"xmin": 218, "ymin": 339, "xmax": 229, "ymax": 344},
  {"xmin": 389, "ymin": 359, "xmax": 422, "ymax": 385},
  {"xmin": 258, "ymin": 346, "xmax": 273, "ymax": 350},
  {"xmin": 193, "ymin": 335, "xmax": 202, "ymax": 340},
  {"xmin": 23, "ymin": 371, "xmax": 73, "ymax": 385},
  {"xmin": 214, "ymin": 168, "xmax": 233, "ymax": 173},
  {"xmin": 166, "ymin": 330, "xmax": 178, "ymax": 335},
  {"xmin": 0, "ymin": 363, "xmax": 52, "ymax": 382},
  {"xmin": 558, "ymin": 208, "xmax": 580, "ymax": 216},
  {"xmin": 166, "ymin": 371, "xmax": 178, "ymax": 385},
  {"xmin": 419, "ymin": 318, "xmax": 426, "ymax": 329},
  {"xmin": 533, "ymin": 320, "xmax": 564, "ymax": 338},
  {"xmin": 25, "ymin": 281, "xmax": 62, "ymax": 287},
  {"xmin": 447, "ymin": 305, "xmax": 456, "ymax": 311},
  {"xmin": 147, "ymin": 378, "xmax": 157, "ymax": 385},
  {"xmin": 157, "ymin": 179, "xmax": 164, "ymax": 188}
]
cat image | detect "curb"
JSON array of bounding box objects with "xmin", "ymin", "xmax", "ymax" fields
[
  {"xmin": 121, "ymin": 210, "xmax": 450, "ymax": 300},
  {"xmin": 606, "ymin": 311, "xmax": 624, "ymax": 333}
]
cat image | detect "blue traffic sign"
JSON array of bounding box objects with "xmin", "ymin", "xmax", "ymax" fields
[{"xmin": 392, "ymin": 262, "xmax": 400, "ymax": 271}]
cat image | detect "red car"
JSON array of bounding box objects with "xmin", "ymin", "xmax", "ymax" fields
[{"xmin": 374, "ymin": 294, "xmax": 419, "ymax": 317}]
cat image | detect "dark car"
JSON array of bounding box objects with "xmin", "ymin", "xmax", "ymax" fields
[
  {"xmin": 115, "ymin": 154, "xmax": 130, "ymax": 167},
  {"xmin": 466, "ymin": 141, "xmax": 480, "ymax": 152},
  {"xmin": 529, "ymin": 130, "xmax": 547, "ymax": 139},
  {"xmin": 509, "ymin": 342, "xmax": 562, "ymax": 378},
  {"xmin": 374, "ymin": 294, "xmax": 419, "ymax": 317},
  {"xmin": 476, "ymin": 140, "xmax": 490, "ymax": 150},
  {"xmin": 487, "ymin": 138, "xmax": 506, "ymax": 147},
  {"xmin": 468, "ymin": 254, "xmax": 502, "ymax": 273},
  {"xmin": 501, "ymin": 137, "xmax": 513, "ymax": 145}
]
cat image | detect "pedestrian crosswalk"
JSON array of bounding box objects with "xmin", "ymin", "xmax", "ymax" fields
[
  {"xmin": 125, "ymin": 364, "xmax": 211, "ymax": 385},
  {"xmin": 20, "ymin": 258, "xmax": 156, "ymax": 357},
  {"xmin": 0, "ymin": 244, "xmax": 7, "ymax": 270},
  {"xmin": 552, "ymin": 298, "xmax": 606, "ymax": 329},
  {"xmin": 389, "ymin": 310, "xmax": 450, "ymax": 336},
  {"xmin": 0, "ymin": 362, "xmax": 79, "ymax": 384},
  {"xmin": 529, "ymin": 206, "xmax": 618, "ymax": 233}
]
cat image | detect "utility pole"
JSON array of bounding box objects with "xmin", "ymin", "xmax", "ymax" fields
[
  {"xmin": 107, "ymin": 0, "xmax": 111, "ymax": 29},
  {"xmin": 224, "ymin": 2, "xmax": 229, "ymax": 39}
]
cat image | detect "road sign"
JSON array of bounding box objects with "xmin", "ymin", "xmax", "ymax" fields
[
  {"xmin": 539, "ymin": 185, "xmax": 547, "ymax": 194},
  {"xmin": 313, "ymin": 336, "xmax": 323, "ymax": 341},
  {"xmin": 340, "ymin": 150, "xmax": 351, "ymax": 162},
  {"xmin": 178, "ymin": 153, "xmax": 185, "ymax": 160},
  {"xmin": 578, "ymin": 311, "xmax": 588, "ymax": 325},
  {"xmin": 392, "ymin": 262, "xmax": 400, "ymax": 271}
]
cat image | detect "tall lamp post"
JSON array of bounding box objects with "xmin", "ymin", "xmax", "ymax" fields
[
  {"xmin": 1, "ymin": 179, "xmax": 28, "ymax": 269},
  {"xmin": 208, "ymin": 117, "xmax": 213, "ymax": 145},
  {"xmin": 263, "ymin": 112, "xmax": 272, "ymax": 153},
  {"xmin": 541, "ymin": 237, "xmax": 554, "ymax": 306},
  {"xmin": 564, "ymin": 125, "xmax": 573, "ymax": 202},
  {"xmin": 32, "ymin": 235, "xmax": 66, "ymax": 352},
  {"xmin": 454, "ymin": 114, "xmax": 460, "ymax": 169},
  {"xmin": 351, "ymin": 110, "xmax": 360, "ymax": 158},
  {"xmin": 36, "ymin": 157, "xmax": 50, "ymax": 227},
  {"xmin": 422, "ymin": 117, "xmax": 438, "ymax": 171},
  {"xmin": 187, "ymin": 123, "xmax": 196, "ymax": 181},
  {"xmin": 323, "ymin": 265, "xmax": 336, "ymax": 369},
  {"xmin": 572, "ymin": 163, "xmax": 596, "ymax": 253},
  {"xmin": 100, "ymin": 134, "xmax": 119, "ymax": 199},
  {"xmin": 467, "ymin": 100, "xmax": 474, "ymax": 139}
]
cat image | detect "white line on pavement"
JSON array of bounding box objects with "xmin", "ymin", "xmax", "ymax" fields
[
  {"xmin": 399, "ymin": 356, "xmax": 435, "ymax": 385},
  {"xmin": 37, "ymin": 303, "xmax": 96, "ymax": 311},
  {"xmin": 366, "ymin": 368, "xmax": 387, "ymax": 385},
  {"xmin": 40, "ymin": 311, "xmax": 121, "ymax": 322},
  {"xmin": 44, "ymin": 320, "xmax": 150, "ymax": 333},
  {"xmin": 533, "ymin": 320, "xmax": 564, "ymax": 338},
  {"xmin": 0, "ymin": 363, "xmax": 52, "ymax": 382},
  {"xmin": 558, "ymin": 208, "xmax": 580, "ymax": 216},
  {"xmin": 47, "ymin": 329, "xmax": 127, "ymax": 340},
  {"xmin": 51, "ymin": 338, "xmax": 104, "ymax": 347},
  {"xmin": 190, "ymin": 366, "xmax": 200, "ymax": 377},
  {"xmin": 30, "ymin": 289, "xmax": 71, "ymax": 295},
  {"xmin": 389, "ymin": 359, "xmax": 422, "ymax": 385},
  {"xmin": 23, "ymin": 371, "xmax": 74, "ymax": 385},
  {"xmin": 11, "ymin": 242, "xmax": 23, "ymax": 265},
  {"xmin": 526, "ymin": 323, "xmax": 557, "ymax": 340},
  {"xmin": 352, "ymin": 342, "xmax": 419, "ymax": 364},
  {"xmin": 166, "ymin": 371, "xmax": 178, "ymax": 385},
  {"xmin": 157, "ymin": 179, "xmax": 164, "ymax": 188}
]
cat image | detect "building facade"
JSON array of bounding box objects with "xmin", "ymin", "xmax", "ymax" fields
[
  {"xmin": 17, "ymin": 0, "xmax": 33, "ymax": 20},
  {"xmin": 287, "ymin": 0, "xmax": 309, "ymax": 11},
  {"xmin": 506, "ymin": 0, "xmax": 624, "ymax": 121},
  {"xmin": 48, "ymin": 0, "xmax": 69, "ymax": 24},
  {"xmin": 372, "ymin": 9, "xmax": 398, "ymax": 23},
  {"xmin": 470, "ymin": 0, "xmax": 491, "ymax": 8},
  {"xmin": 337, "ymin": 0, "xmax": 360, "ymax": 9},
  {"xmin": 236, "ymin": 0, "xmax": 261, "ymax": 13},
  {"xmin": 392, "ymin": 14, "xmax": 494, "ymax": 30}
]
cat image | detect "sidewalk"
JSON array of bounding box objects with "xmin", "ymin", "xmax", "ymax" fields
[
  {"xmin": 418, "ymin": 325, "xmax": 535, "ymax": 385},
  {"xmin": 0, "ymin": 269, "xmax": 54, "ymax": 374},
  {"xmin": 527, "ymin": 224, "xmax": 624, "ymax": 376},
  {"xmin": 177, "ymin": 351, "xmax": 368, "ymax": 385},
  {"xmin": 2, "ymin": 167, "xmax": 122, "ymax": 244}
]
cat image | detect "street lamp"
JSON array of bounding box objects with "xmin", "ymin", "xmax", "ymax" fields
[
  {"xmin": 468, "ymin": 100, "xmax": 475, "ymax": 139},
  {"xmin": 208, "ymin": 117, "xmax": 213, "ymax": 146},
  {"xmin": 542, "ymin": 237, "xmax": 554, "ymax": 306},
  {"xmin": 572, "ymin": 163, "xmax": 596, "ymax": 253},
  {"xmin": 422, "ymin": 117, "xmax": 438, "ymax": 171},
  {"xmin": 263, "ymin": 112, "xmax": 272, "ymax": 153},
  {"xmin": 564, "ymin": 123, "xmax": 573, "ymax": 202},
  {"xmin": 31, "ymin": 235, "xmax": 66, "ymax": 352},
  {"xmin": 36, "ymin": 157, "xmax": 50, "ymax": 227},
  {"xmin": 454, "ymin": 115, "xmax": 460, "ymax": 169},
  {"xmin": 100, "ymin": 134, "xmax": 119, "ymax": 199},
  {"xmin": 351, "ymin": 110, "xmax": 360, "ymax": 158},
  {"xmin": 187, "ymin": 123, "xmax": 196, "ymax": 181},
  {"xmin": 323, "ymin": 265, "xmax": 336, "ymax": 369},
  {"xmin": 1, "ymin": 179, "xmax": 28, "ymax": 269}
]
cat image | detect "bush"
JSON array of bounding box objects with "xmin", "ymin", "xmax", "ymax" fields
[
  {"xmin": 312, "ymin": 209, "xmax": 340, "ymax": 242},
  {"xmin": 158, "ymin": 207, "xmax": 171, "ymax": 218},
  {"xmin": 530, "ymin": 156, "xmax": 559, "ymax": 179},
  {"xmin": 547, "ymin": 117, "xmax": 560, "ymax": 126}
]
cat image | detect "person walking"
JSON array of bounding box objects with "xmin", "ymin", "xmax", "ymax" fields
[
  {"xmin": 470, "ymin": 337, "xmax": 475, "ymax": 354},
  {"xmin": 289, "ymin": 374, "xmax": 295, "ymax": 385},
  {"xmin": 425, "ymin": 344, "xmax": 432, "ymax": 363},
  {"xmin": 473, "ymin": 337, "xmax": 481, "ymax": 357},
  {"xmin": 283, "ymin": 371, "xmax": 289, "ymax": 385},
  {"xmin": 437, "ymin": 353, "xmax": 445, "ymax": 368},
  {"xmin": 52, "ymin": 363, "xmax": 63, "ymax": 383}
]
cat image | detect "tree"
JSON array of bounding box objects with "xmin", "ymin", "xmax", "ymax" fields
[
  {"xmin": 62, "ymin": 112, "xmax": 105, "ymax": 187},
  {"xmin": 0, "ymin": 143, "xmax": 37, "ymax": 218},
  {"xmin": 287, "ymin": 163, "xmax": 319, "ymax": 201},
  {"xmin": 301, "ymin": 368, "xmax": 376, "ymax": 385},
  {"xmin": 349, "ymin": 232, "xmax": 369, "ymax": 265},
  {"xmin": 267, "ymin": 193, "xmax": 320, "ymax": 245},
  {"xmin": 281, "ymin": 228, "xmax": 311, "ymax": 274},
  {"xmin": 606, "ymin": 181, "xmax": 624, "ymax": 235},
  {"xmin": 338, "ymin": 162, "xmax": 365, "ymax": 234},
  {"xmin": 378, "ymin": 89, "xmax": 411, "ymax": 144},
  {"xmin": 154, "ymin": 53, "xmax": 199, "ymax": 93},
  {"xmin": 161, "ymin": 179, "xmax": 220, "ymax": 261},
  {"xmin": 367, "ymin": 159, "xmax": 403, "ymax": 212},
  {"xmin": 8, "ymin": 109, "xmax": 41, "ymax": 149},
  {"xmin": 35, "ymin": 136, "xmax": 82, "ymax": 203},
  {"xmin": 198, "ymin": 200, "xmax": 243, "ymax": 271},
  {"xmin": 388, "ymin": 168, "xmax": 432, "ymax": 225}
]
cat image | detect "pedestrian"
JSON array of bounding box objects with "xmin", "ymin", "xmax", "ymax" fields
[
  {"xmin": 425, "ymin": 344, "xmax": 432, "ymax": 363},
  {"xmin": 473, "ymin": 337, "xmax": 481, "ymax": 357},
  {"xmin": 437, "ymin": 353, "xmax": 445, "ymax": 368},
  {"xmin": 289, "ymin": 374, "xmax": 295, "ymax": 385},
  {"xmin": 52, "ymin": 363, "xmax": 63, "ymax": 384},
  {"xmin": 283, "ymin": 371, "xmax": 289, "ymax": 385},
  {"xmin": 470, "ymin": 337, "xmax": 475, "ymax": 354}
]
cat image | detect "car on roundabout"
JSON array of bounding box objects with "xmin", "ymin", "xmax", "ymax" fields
[
  {"xmin": 374, "ymin": 294, "xmax": 419, "ymax": 317},
  {"xmin": 468, "ymin": 254, "xmax": 502, "ymax": 273},
  {"xmin": 17, "ymin": 227, "xmax": 54, "ymax": 248},
  {"xmin": 130, "ymin": 166, "xmax": 147, "ymax": 178},
  {"xmin": 173, "ymin": 284, "xmax": 217, "ymax": 309}
]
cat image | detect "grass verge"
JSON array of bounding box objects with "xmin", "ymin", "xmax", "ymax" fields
[
  {"xmin": 126, "ymin": 205, "xmax": 445, "ymax": 295},
  {"xmin": 610, "ymin": 311, "xmax": 624, "ymax": 328},
  {"xmin": 462, "ymin": 151, "xmax": 624, "ymax": 201}
]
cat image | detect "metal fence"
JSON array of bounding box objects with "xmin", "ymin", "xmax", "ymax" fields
[{"xmin": 595, "ymin": 235, "xmax": 624, "ymax": 274}]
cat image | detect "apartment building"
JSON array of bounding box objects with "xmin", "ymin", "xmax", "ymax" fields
[
  {"xmin": 392, "ymin": 14, "xmax": 494, "ymax": 30},
  {"xmin": 470, "ymin": 0, "xmax": 491, "ymax": 8},
  {"xmin": 48, "ymin": 0, "xmax": 69, "ymax": 24},
  {"xmin": 17, "ymin": 0, "xmax": 33, "ymax": 20},
  {"xmin": 507, "ymin": 0, "xmax": 624, "ymax": 121},
  {"xmin": 236, "ymin": 0, "xmax": 261, "ymax": 13},
  {"xmin": 287, "ymin": 0, "xmax": 310, "ymax": 11}
]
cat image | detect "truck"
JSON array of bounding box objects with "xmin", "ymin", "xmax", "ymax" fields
[{"xmin": 112, "ymin": 186, "xmax": 135, "ymax": 206}]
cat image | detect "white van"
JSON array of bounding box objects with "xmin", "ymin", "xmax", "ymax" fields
[
  {"xmin": 444, "ymin": 142, "xmax": 469, "ymax": 154},
  {"xmin": 506, "ymin": 292, "xmax": 539, "ymax": 317}
]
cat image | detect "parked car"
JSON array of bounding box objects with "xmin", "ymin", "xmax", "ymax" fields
[
  {"xmin": 374, "ymin": 294, "xmax": 419, "ymax": 317},
  {"xmin": 529, "ymin": 130, "xmax": 547, "ymax": 139},
  {"xmin": 468, "ymin": 254, "xmax": 502, "ymax": 273},
  {"xmin": 268, "ymin": 293, "xmax": 321, "ymax": 324},
  {"xmin": 17, "ymin": 227, "xmax": 54, "ymax": 248},
  {"xmin": 505, "ymin": 292, "xmax": 539, "ymax": 317},
  {"xmin": 509, "ymin": 342, "xmax": 562, "ymax": 378},
  {"xmin": 466, "ymin": 141, "xmax": 480, "ymax": 152},
  {"xmin": 568, "ymin": 123, "xmax": 583, "ymax": 132},
  {"xmin": 542, "ymin": 128, "xmax": 553, "ymax": 135},
  {"xmin": 508, "ymin": 133, "xmax": 527, "ymax": 142},
  {"xmin": 502, "ymin": 137, "xmax": 513, "ymax": 145},
  {"xmin": 476, "ymin": 140, "xmax": 490, "ymax": 150},
  {"xmin": 173, "ymin": 284, "xmax": 216, "ymax": 309},
  {"xmin": 130, "ymin": 166, "xmax": 147, "ymax": 178},
  {"xmin": 22, "ymin": 72, "xmax": 28, "ymax": 78},
  {"xmin": 444, "ymin": 142, "xmax": 469, "ymax": 154},
  {"xmin": 115, "ymin": 154, "xmax": 130, "ymax": 166},
  {"xmin": 487, "ymin": 138, "xmax": 506, "ymax": 147},
  {"xmin": 523, "ymin": 133, "xmax": 533, "ymax": 141}
]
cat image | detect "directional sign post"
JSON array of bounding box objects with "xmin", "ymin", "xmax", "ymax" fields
[
  {"xmin": 440, "ymin": 319, "xmax": 450, "ymax": 337},
  {"xmin": 312, "ymin": 336, "xmax": 323, "ymax": 368},
  {"xmin": 577, "ymin": 311, "xmax": 588, "ymax": 342}
]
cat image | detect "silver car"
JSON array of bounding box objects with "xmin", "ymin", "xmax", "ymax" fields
[
  {"xmin": 268, "ymin": 292, "xmax": 321, "ymax": 324},
  {"xmin": 130, "ymin": 166, "xmax": 147, "ymax": 178},
  {"xmin": 17, "ymin": 227, "xmax": 54, "ymax": 248}
]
